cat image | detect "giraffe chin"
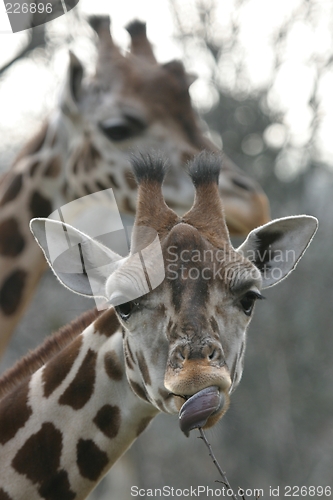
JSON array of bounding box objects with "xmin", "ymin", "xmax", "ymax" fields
[{"xmin": 178, "ymin": 386, "xmax": 229, "ymax": 437}]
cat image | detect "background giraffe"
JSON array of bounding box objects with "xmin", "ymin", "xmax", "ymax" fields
[
  {"xmin": 0, "ymin": 153, "xmax": 317, "ymax": 500},
  {"xmin": 0, "ymin": 17, "xmax": 270, "ymax": 357}
]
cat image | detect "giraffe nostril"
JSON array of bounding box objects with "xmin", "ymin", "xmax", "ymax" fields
[
  {"xmin": 208, "ymin": 349, "xmax": 216, "ymax": 361},
  {"xmin": 177, "ymin": 350, "xmax": 186, "ymax": 361},
  {"xmin": 207, "ymin": 344, "xmax": 224, "ymax": 363}
]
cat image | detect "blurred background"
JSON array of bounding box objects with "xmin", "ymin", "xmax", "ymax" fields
[{"xmin": 0, "ymin": 0, "xmax": 332, "ymax": 498}]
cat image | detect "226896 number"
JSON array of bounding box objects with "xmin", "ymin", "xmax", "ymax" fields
[
  {"xmin": 285, "ymin": 486, "xmax": 332, "ymax": 496},
  {"xmin": 5, "ymin": 3, "xmax": 53, "ymax": 14}
]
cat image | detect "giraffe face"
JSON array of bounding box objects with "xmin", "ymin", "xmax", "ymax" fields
[
  {"xmin": 61, "ymin": 55, "xmax": 205, "ymax": 210},
  {"xmin": 30, "ymin": 153, "xmax": 318, "ymax": 433},
  {"xmin": 114, "ymin": 222, "xmax": 262, "ymax": 429}
]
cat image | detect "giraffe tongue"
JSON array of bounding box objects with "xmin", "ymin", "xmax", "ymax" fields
[{"xmin": 179, "ymin": 386, "xmax": 222, "ymax": 437}]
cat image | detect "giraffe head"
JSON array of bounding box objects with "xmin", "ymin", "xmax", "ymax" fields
[
  {"xmin": 58, "ymin": 16, "xmax": 269, "ymax": 234},
  {"xmin": 30, "ymin": 152, "xmax": 317, "ymax": 434}
]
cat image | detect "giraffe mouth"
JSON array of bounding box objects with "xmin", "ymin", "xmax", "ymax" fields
[{"xmin": 178, "ymin": 386, "xmax": 223, "ymax": 437}]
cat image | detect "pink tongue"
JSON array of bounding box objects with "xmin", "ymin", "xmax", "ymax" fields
[{"xmin": 179, "ymin": 386, "xmax": 222, "ymax": 437}]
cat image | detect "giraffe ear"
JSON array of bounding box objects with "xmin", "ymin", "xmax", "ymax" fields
[
  {"xmin": 30, "ymin": 218, "xmax": 125, "ymax": 301},
  {"xmin": 237, "ymin": 215, "xmax": 318, "ymax": 289},
  {"xmin": 59, "ymin": 51, "xmax": 84, "ymax": 114}
]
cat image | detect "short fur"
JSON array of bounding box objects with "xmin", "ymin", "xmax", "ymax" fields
[
  {"xmin": 188, "ymin": 151, "xmax": 222, "ymax": 186},
  {"xmin": 131, "ymin": 153, "xmax": 168, "ymax": 184},
  {"xmin": 88, "ymin": 15, "xmax": 111, "ymax": 35},
  {"xmin": 126, "ymin": 20, "xmax": 147, "ymax": 37}
]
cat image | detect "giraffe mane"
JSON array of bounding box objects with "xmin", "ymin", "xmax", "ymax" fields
[{"xmin": 0, "ymin": 308, "xmax": 102, "ymax": 401}]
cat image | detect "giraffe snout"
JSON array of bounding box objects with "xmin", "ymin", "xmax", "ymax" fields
[
  {"xmin": 164, "ymin": 338, "xmax": 231, "ymax": 397},
  {"xmin": 169, "ymin": 339, "xmax": 224, "ymax": 368}
]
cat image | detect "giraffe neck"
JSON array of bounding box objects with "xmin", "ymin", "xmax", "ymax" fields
[
  {"xmin": 0, "ymin": 109, "xmax": 89, "ymax": 355},
  {"xmin": 0, "ymin": 308, "xmax": 157, "ymax": 500}
]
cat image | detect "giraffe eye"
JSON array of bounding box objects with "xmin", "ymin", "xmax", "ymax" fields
[
  {"xmin": 239, "ymin": 291, "xmax": 264, "ymax": 316},
  {"xmin": 99, "ymin": 115, "xmax": 146, "ymax": 142},
  {"xmin": 115, "ymin": 301, "xmax": 139, "ymax": 320}
]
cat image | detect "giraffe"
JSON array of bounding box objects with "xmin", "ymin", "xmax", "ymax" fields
[
  {"xmin": 0, "ymin": 16, "xmax": 270, "ymax": 357},
  {"xmin": 0, "ymin": 153, "xmax": 317, "ymax": 500}
]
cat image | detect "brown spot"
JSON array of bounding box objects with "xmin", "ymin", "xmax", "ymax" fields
[
  {"xmin": 0, "ymin": 489, "xmax": 13, "ymax": 500},
  {"xmin": 58, "ymin": 349, "xmax": 97, "ymax": 410},
  {"xmin": 108, "ymin": 173, "xmax": 120, "ymax": 189},
  {"xmin": 12, "ymin": 422, "xmax": 63, "ymax": 484},
  {"xmin": 38, "ymin": 470, "xmax": 75, "ymax": 500},
  {"xmin": 29, "ymin": 161, "xmax": 40, "ymax": 177},
  {"xmin": 0, "ymin": 379, "xmax": 32, "ymax": 445},
  {"xmin": 93, "ymin": 404, "xmax": 121, "ymax": 439},
  {"xmin": 129, "ymin": 379, "xmax": 150, "ymax": 403},
  {"xmin": 44, "ymin": 157, "xmax": 61, "ymax": 178},
  {"xmin": 104, "ymin": 350, "xmax": 123, "ymax": 381},
  {"xmin": 94, "ymin": 308, "xmax": 120, "ymax": 338},
  {"xmin": 124, "ymin": 170, "xmax": 137, "ymax": 190},
  {"xmin": 0, "ymin": 174, "xmax": 23, "ymax": 206},
  {"xmin": 0, "ymin": 270, "xmax": 27, "ymax": 315},
  {"xmin": 0, "ymin": 218, "xmax": 25, "ymax": 257},
  {"xmin": 136, "ymin": 416, "xmax": 153, "ymax": 437},
  {"xmin": 76, "ymin": 439, "xmax": 108, "ymax": 481},
  {"xmin": 136, "ymin": 351, "xmax": 151, "ymax": 386},
  {"xmin": 29, "ymin": 191, "xmax": 52, "ymax": 218},
  {"xmin": 43, "ymin": 335, "xmax": 83, "ymax": 397}
]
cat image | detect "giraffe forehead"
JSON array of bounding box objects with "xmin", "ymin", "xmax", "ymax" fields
[
  {"xmin": 160, "ymin": 224, "xmax": 260, "ymax": 314},
  {"xmin": 83, "ymin": 61, "xmax": 193, "ymax": 131},
  {"xmin": 90, "ymin": 56, "xmax": 187, "ymax": 98},
  {"xmin": 162, "ymin": 223, "xmax": 246, "ymax": 276}
]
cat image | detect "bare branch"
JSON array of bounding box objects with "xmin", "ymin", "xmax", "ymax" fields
[{"xmin": 198, "ymin": 427, "xmax": 239, "ymax": 500}]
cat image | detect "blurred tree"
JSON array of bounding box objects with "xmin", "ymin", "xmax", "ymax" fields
[{"xmin": 169, "ymin": 0, "xmax": 333, "ymax": 205}]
